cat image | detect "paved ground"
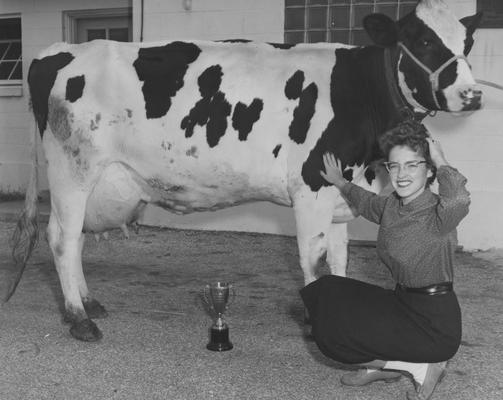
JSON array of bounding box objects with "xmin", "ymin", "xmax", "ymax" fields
[{"xmin": 0, "ymin": 203, "xmax": 502, "ymax": 400}]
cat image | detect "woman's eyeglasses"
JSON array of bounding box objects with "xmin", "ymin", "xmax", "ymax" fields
[{"xmin": 383, "ymin": 160, "xmax": 427, "ymax": 175}]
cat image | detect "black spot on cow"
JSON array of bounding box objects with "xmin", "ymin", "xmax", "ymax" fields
[
  {"xmin": 218, "ymin": 39, "xmax": 252, "ymax": 44},
  {"xmin": 181, "ymin": 65, "xmax": 232, "ymax": 147},
  {"xmin": 342, "ymin": 169, "xmax": 353, "ymax": 181},
  {"xmin": 28, "ymin": 52, "xmax": 74, "ymax": 137},
  {"xmin": 272, "ymin": 144, "xmax": 281, "ymax": 158},
  {"xmin": 285, "ymin": 70, "xmax": 304, "ymax": 100},
  {"xmin": 232, "ymin": 99, "xmax": 263, "ymax": 141},
  {"xmin": 284, "ymin": 70, "xmax": 318, "ymax": 144},
  {"xmin": 364, "ymin": 167, "xmax": 376, "ymax": 186},
  {"xmin": 268, "ymin": 43, "xmax": 296, "ymax": 50},
  {"xmin": 133, "ymin": 41, "xmax": 202, "ymax": 119},
  {"xmin": 289, "ymin": 83, "xmax": 317, "ymax": 144},
  {"xmin": 65, "ymin": 75, "xmax": 85, "ymax": 103}
]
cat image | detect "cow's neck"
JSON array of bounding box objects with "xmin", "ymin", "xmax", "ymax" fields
[{"xmin": 301, "ymin": 45, "xmax": 419, "ymax": 192}]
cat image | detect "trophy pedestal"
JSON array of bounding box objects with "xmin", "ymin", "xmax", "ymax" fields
[{"xmin": 207, "ymin": 325, "xmax": 233, "ymax": 351}]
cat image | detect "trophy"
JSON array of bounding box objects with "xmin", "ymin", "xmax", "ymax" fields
[{"xmin": 203, "ymin": 282, "xmax": 235, "ymax": 351}]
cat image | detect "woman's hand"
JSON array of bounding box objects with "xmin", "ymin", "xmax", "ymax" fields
[
  {"xmin": 427, "ymin": 137, "xmax": 449, "ymax": 167},
  {"xmin": 320, "ymin": 153, "xmax": 348, "ymax": 189}
]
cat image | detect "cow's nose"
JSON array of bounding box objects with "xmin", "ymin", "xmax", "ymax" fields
[{"xmin": 459, "ymin": 86, "xmax": 482, "ymax": 110}]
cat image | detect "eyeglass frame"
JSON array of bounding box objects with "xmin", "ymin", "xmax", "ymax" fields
[{"xmin": 383, "ymin": 160, "xmax": 428, "ymax": 175}]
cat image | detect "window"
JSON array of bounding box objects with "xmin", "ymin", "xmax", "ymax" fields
[
  {"xmin": 63, "ymin": 8, "xmax": 132, "ymax": 44},
  {"xmin": 477, "ymin": 0, "xmax": 503, "ymax": 28},
  {"xmin": 0, "ymin": 16, "xmax": 22, "ymax": 94},
  {"xmin": 285, "ymin": 0, "xmax": 417, "ymax": 45}
]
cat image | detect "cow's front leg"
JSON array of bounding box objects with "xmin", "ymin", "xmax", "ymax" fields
[
  {"xmin": 326, "ymin": 222, "xmax": 349, "ymax": 277},
  {"xmin": 293, "ymin": 192, "xmax": 334, "ymax": 286},
  {"xmin": 47, "ymin": 192, "xmax": 102, "ymax": 342}
]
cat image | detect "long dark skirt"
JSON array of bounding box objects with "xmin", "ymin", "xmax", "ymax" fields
[{"xmin": 300, "ymin": 275, "xmax": 461, "ymax": 364}]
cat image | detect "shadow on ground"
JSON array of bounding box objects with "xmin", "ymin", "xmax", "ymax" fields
[{"xmin": 0, "ymin": 221, "xmax": 502, "ymax": 400}]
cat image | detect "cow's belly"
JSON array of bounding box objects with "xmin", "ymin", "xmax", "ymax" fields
[{"xmin": 83, "ymin": 162, "xmax": 291, "ymax": 233}]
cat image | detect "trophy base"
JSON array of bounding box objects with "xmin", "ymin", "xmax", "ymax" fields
[{"xmin": 207, "ymin": 326, "xmax": 233, "ymax": 352}]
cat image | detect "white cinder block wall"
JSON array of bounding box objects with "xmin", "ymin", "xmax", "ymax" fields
[
  {"xmin": 1, "ymin": 0, "xmax": 502, "ymax": 250},
  {"xmin": 0, "ymin": 0, "xmax": 130, "ymax": 194}
]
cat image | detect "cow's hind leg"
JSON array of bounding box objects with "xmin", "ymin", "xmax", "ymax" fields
[
  {"xmin": 75, "ymin": 234, "xmax": 108, "ymax": 320},
  {"xmin": 47, "ymin": 190, "xmax": 102, "ymax": 341}
]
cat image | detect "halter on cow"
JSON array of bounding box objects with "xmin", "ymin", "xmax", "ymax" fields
[{"xmin": 6, "ymin": 0, "xmax": 482, "ymax": 341}]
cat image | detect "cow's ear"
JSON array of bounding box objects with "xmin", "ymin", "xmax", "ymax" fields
[
  {"xmin": 460, "ymin": 12, "xmax": 483, "ymax": 37},
  {"xmin": 363, "ymin": 13, "xmax": 398, "ymax": 47},
  {"xmin": 460, "ymin": 12, "xmax": 483, "ymax": 55}
]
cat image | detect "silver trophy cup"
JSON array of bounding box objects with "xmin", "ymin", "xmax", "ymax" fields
[{"xmin": 203, "ymin": 282, "xmax": 235, "ymax": 351}]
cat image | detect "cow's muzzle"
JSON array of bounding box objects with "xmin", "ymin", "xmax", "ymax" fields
[
  {"xmin": 398, "ymin": 42, "xmax": 471, "ymax": 110},
  {"xmin": 459, "ymin": 85, "xmax": 482, "ymax": 111}
]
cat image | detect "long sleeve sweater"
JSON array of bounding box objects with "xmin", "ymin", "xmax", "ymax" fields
[{"xmin": 340, "ymin": 166, "xmax": 470, "ymax": 287}]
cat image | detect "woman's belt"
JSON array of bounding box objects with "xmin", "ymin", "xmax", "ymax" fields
[{"xmin": 395, "ymin": 282, "xmax": 453, "ymax": 296}]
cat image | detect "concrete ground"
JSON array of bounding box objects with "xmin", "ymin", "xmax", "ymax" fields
[{"xmin": 0, "ymin": 202, "xmax": 502, "ymax": 400}]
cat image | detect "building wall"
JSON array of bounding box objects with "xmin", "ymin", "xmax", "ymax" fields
[
  {"xmin": 0, "ymin": 0, "xmax": 130, "ymax": 196},
  {"xmin": 132, "ymin": 0, "xmax": 284, "ymax": 42}
]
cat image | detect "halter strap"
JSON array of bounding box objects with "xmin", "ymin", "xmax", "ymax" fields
[{"xmin": 397, "ymin": 42, "xmax": 469, "ymax": 109}]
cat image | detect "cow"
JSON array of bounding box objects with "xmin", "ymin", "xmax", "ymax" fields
[{"xmin": 6, "ymin": 0, "xmax": 482, "ymax": 341}]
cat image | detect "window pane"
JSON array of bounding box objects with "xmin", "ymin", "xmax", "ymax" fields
[
  {"xmin": 5, "ymin": 42, "xmax": 21, "ymax": 60},
  {"xmin": 87, "ymin": 29, "xmax": 106, "ymax": 41},
  {"xmin": 330, "ymin": 6, "xmax": 350, "ymax": 29},
  {"xmin": 307, "ymin": 30, "xmax": 326, "ymax": 43},
  {"xmin": 0, "ymin": 42, "xmax": 8, "ymax": 56},
  {"xmin": 0, "ymin": 18, "xmax": 21, "ymax": 40},
  {"xmin": 330, "ymin": 0, "xmax": 349, "ymax": 4},
  {"xmin": 399, "ymin": 3, "xmax": 417, "ymax": 18},
  {"xmin": 376, "ymin": 5, "xmax": 398, "ymax": 20},
  {"xmin": 11, "ymin": 62, "xmax": 22, "ymax": 79},
  {"xmin": 330, "ymin": 30, "xmax": 350, "ymax": 44},
  {"xmin": 109, "ymin": 28, "xmax": 129, "ymax": 42},
  {"xmin": 308, "ymin": 7, "xmax": 327, "ymax": 29},
  {"xmin": 308, "ymin": 0, "xmax": 328, "ymax": 4},
  {"xmin": 286, "ymin": 0, "xmax": 305, "ymax": 6},
  {"xmin": 0, "ymin": 61, "xmax": 14, "ymax": 79},
  {"xmin": 285, "ymin": 31, "xmax": 305, "ymax": 44},
  {"xmin": 353, "ymin": 5, "xmax": 373, "ymax": 28},
  {"xmin": 285, "ymin": 8, "xmax": 306, "ymax": 30}
]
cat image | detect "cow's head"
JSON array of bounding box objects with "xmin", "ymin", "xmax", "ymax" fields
[{"xmin": 364, "ymin": 0, "xmax": 483, "ymax": 113}]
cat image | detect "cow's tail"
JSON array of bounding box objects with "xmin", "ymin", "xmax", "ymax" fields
[{"xmin": 4, "ymin": 117, "xmax": 40, "ymax": 302}]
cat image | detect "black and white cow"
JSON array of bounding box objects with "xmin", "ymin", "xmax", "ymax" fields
[{"xmin": 8, "ymin": 0, "xmax": 482, "ymax": 341}]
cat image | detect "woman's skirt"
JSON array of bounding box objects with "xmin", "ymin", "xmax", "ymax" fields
[{"xmin": 300, "ymin": 275, "xmax": 461, "ymax": 364}]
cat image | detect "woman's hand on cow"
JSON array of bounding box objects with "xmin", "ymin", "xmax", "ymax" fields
[
  {"xmin": 320, "ymin": 153, "xmax": 348, "ymax": 189},
  {"xmin": 427, "ymin": 137, "xmax": 449, "ymax": 168}
]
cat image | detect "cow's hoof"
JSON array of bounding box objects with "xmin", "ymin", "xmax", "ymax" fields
[
  {"xmin": 83, "ymin": 298, "xmax": 108, "ymax": 319},
  {"xmin": 70, "ymin": 319, "xmax": 103, "ymax": 342}
]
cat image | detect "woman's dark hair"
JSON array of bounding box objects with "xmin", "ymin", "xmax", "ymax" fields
[{"xmin": 378, "ymin": 120, "xmax": 436, "ymax": 185}]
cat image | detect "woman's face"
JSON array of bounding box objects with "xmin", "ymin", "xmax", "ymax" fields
[{"xmin": 387, "ymin": 145, "xmax": 433, "ymax": 205}]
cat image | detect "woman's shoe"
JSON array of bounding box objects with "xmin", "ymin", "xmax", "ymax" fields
[
  {"xmin": 341, "ymin": 369, "xmax": 402, "ymax": 386},
  {"xmin": 406, "ymin": 363, "xmax": 446, "ymax": 400}
]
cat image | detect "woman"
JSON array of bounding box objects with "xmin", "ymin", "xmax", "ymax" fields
[{"xmin": 300, "ymin": 121, "xmax": 470, "ymax": 400}]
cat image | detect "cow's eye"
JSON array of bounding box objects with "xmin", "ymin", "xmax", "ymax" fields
[{"xmin": 421, "ymin": 39, "xmax": 432, "ymax": 47}]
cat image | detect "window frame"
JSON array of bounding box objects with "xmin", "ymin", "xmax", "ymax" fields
[
  {"xmin": 62, "ymin": 7, "xmax": 132, "ymax": 44},
  {"xmin": 284, "ymin": 0, "xmax": 417, "ymax": 45},
  {"xmin": 0, "ymin": 14, "xmax": 22, "ymax": 97}
]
